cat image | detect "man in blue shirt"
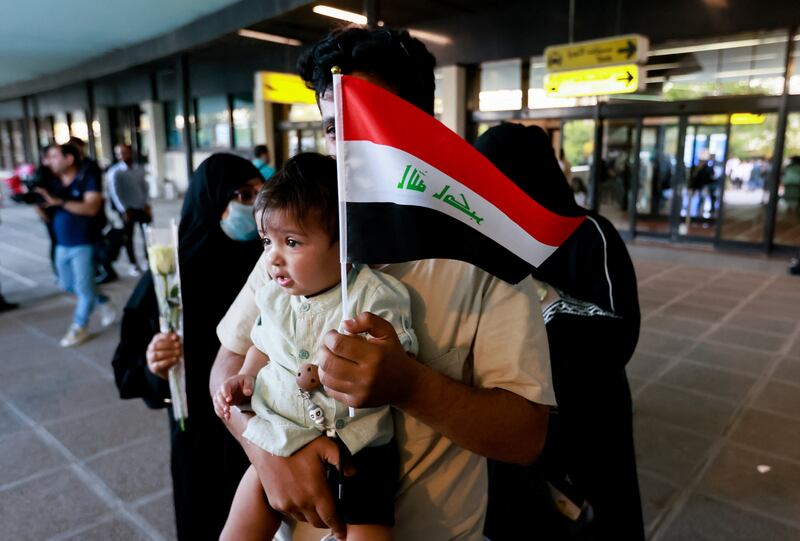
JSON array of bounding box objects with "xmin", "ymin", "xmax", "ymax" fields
[
  {"xmin": 36, "ymin": 144, "xmax": 116, "ymax": 347},
  {"xmin": 252, "ymin": 144, "xmax": 275, "ymax": 181}
]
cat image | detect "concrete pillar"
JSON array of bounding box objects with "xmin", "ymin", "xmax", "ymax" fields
[
  {"xmin": 439, "ymin": 65, "xmax": 466, "ymax": 138},
  {"xmin": 141, "ymin": 100, "xmax": 167, "ymax": 198},
  {"xmin": 95, "ymin": 108, "xmax": 114, "ymax": 168},
  {"xmin": 254, "ymin": 72, "xmax": 276, "ymax": 167}
]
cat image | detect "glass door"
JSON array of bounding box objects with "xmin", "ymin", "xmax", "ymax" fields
[
  {"xmin": 598, "ymin": 119, "xmax": 637, "ymax": 232},
  {"xmin": 634, "ymin": 117, "xmax": 680, "ymax": 235},
  {"xmin": 719, "ymin": 113, "xmax": 778, "ymax": 244},
  {"xmin": 677, "ymin": 116, "xmax": 728, "ymax": 239}
]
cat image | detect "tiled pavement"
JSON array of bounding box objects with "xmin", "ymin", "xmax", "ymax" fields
[{"xmin": 1, "ymin": 199, "xmax": 799, "ymax": 540}]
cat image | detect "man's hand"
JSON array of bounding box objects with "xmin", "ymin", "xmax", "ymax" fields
[
  {"xmin": 34, "ymin": 187, "xmax": 63, "ymax": 208},
  {"xmin": 318, "ymin": 312, "xmax": 421, "ymax": 408},
  {"xmin": 249, "ymin": 436, "xmax": 351, "ymax": 539},
  {"xmin": 213, "ymin": 374, "xmax": 255, "ymax": 420}
]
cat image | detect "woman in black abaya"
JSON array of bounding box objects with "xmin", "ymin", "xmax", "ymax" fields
[
  {"xmin": 476, "ymin": 123, "xmax": 644, "ymax": 541},
  {"xmin": 112, "ymin": 154, "xmax": 264, "ymax": 540}
]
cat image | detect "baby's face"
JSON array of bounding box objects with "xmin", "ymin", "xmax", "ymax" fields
[{"xmin": 256, "ymin": 208, "xmax": 340, "ymax": 297}]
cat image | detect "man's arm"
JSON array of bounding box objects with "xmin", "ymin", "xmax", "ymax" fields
[
  {"xmin": 36, "ymin": 188, "xmax": 102, "ymax": 216},
  {"xmin": 211, "ymin": 345, "xmax": 348, "ymax": 538},
  {"xmin": 319, "ymin": 314, "xmax": 549, "ymax": 465}
]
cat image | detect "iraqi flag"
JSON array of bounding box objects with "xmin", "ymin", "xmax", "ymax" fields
[{"xmin": 333, "ymin": 74, "xmax": 585, "ymax": 284}]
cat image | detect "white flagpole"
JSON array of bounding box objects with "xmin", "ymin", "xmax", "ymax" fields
[{"xmin": 332, "ymin": 69, "xmax": 355, "ymax": 417}]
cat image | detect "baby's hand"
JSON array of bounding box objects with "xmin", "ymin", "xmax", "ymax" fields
[{"xmin": 213, "ymin": 375, "xmax": 256, "ymax": 421}]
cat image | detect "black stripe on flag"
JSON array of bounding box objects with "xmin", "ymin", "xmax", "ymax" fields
[{"xmin": 346, "ymin": 202, "xmax": 534, "ymax": 284}]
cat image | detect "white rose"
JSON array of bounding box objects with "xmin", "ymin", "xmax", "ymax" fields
[{"xmin": 148, "ymin": 245, "xmax": 176, "ymax": 275}]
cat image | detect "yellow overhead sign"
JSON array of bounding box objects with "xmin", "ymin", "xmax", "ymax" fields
[
  {"xmin": 545, "ymin": 65, "xmax": 642, "ymax": 97},
  {"xmin": 730, "ymin": 113, "xmax": 765, "ymax": 125},
  {"xmin": 260, "ymin": 72, "xmax": 317, "ymax": 104},
  {"xmin": 545, "ymin": 34, "xmax": 649, "ymax": 72}
]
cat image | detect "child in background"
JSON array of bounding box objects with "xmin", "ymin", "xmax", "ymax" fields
[{"xmin": 213, "ymin": 153, "xmax": 417, "ymax": 541}]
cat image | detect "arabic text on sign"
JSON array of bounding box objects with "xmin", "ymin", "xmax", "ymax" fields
[
  {"xmin": 544, "ymin": 65, "xmax": 641, "ymax": 98},
  {"xmin": 545, "ymin": 34, "xmax": 649, "ymax": 72}
]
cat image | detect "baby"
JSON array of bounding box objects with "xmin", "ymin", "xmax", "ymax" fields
[{"xmin": 213, "ymin": 153, "xmax": 417, "ymax": 540}]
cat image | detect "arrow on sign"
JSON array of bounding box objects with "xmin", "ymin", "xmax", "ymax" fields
[
  {"xmin": 617, "ymin": 40, "xmax": 637, "ymax": 59},
  {"xmin": 617, "ymin": 71, "xmax": 634, "ymax": 85}
]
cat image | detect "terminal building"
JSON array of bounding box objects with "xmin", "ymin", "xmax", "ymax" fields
[{"xmin": 1, "ymin": 0, "xmax": 798, "ymax": 253}]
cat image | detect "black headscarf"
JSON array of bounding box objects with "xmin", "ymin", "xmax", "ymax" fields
[
  {"xmin": 474, "ymin": 123, "xmax": 638, "ymax": 319},
  {"xmin": 177, "ymin": 153, "xmax": 263, "ymax": 402},
  {"xmin": 473, "ymin": 122, "xmax": 586, "ymax": 218}
]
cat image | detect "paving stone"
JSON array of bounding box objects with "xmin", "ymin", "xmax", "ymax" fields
[
  {"xmin": 659, "ymin": 361, "xmax": 757, "ymax": 403},
  {"xmin": 136, "ymin": 492, "xmax": 178, "ymax": 541},
  {"xmin": 635, "ymin": 415, "xmax": 714, "ymax": 484},
  {"xmin": 6, "ymin": 374, "xmax": 119, "ymax": 424},
  {"xmin": 644, "ymin": 314, "xmax": 713, "ymax": 339},
  {"xmin": 684, "ymin": 341, "xmax": 774, "ymax": 376},
  {"xmin": 85, "ymin": 437, "xmax": 171, "ymax": 503},
  {"xmin": 662, "ymin": 303, "xmax": 728, "ymax": 323},
  {"xmin": 706, "ymin": 326, "xmax": 789, "ymax": 353},
  {"xmin": 628, "ymin": 376, "xmax": 647, "ymax": 394},
  {"xmin": 726, "ymin": 313, "xmax": 797, "ymax": 336},
  {"xmin": 627, "ymin": 351, "xmax": 672, "ymax": 379},
  {"xmin": 46, "ymin": 401, "xmax": 168, "ymax": 459},
  {"xmin": 636, "ymin": 330, "xmax": 695, "ymax": 357},
  {"xmin": 701, "ymin": 284, "xmax": 750, "ymax": 300},
  {"xmin": 0, "ymin": 401, "xmax": 25, "ymax": 440},
  {"xmin": 639, "ymin": 286, "xmax": 681, "ymax": 303},
  {"xmin": 0, "ymin": 469, "xmax": 109, "ymax": 541},
  {"xmin": 635, "ymin": 383, "xmax": 738, "ymax": 437},
  {"xmin": 680, "ymin": 292, "xmax": 742, "ymax": 310},
  {"xmin": 752, "ymin": 381, "xmax": 800, "ymax": 420},
  {"xmin": 729, "ymin": 409, "xmax": 800, "ymax": 463},
  {"xmin": 774, "ymin": 357, "xmax": 800, "ymax": 386},
  {"xmin": 0, "ymin": 429, "xmax": 67, "ymax": 486},
  {"xmin": 742, "ymin": 299, "xmax": 800, "ymax": 321},
  {"xmin": 661, "ymin": 494, "xmax": 800, "ymax": 541},
  {"xmin": 61, "ymin": 517, "xmax": 149, "ymax": 541},
  {"xmin": 700, "ymin": 446, "xmax": 800, "ymax": 524},
  {"xmin": 638, "ymin": 472, "xmax": 677, "ymax": 531},
  {"xmin": 789, "ymin": 337, "xmax": 800, "ymax": 359}
]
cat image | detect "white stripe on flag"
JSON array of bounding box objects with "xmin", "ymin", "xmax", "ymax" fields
[{"xmin": 342, "ymin": 140, "xmax": 558, "ymax": 267}]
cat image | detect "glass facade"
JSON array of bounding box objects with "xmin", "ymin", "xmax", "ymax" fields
[
  {"xmin": 164, "ymin": 101, "xmax": 184, "ymax": 149},
  {"xmin": 479, "ymin": 59, "xmax": 522, "ymax": 111},
  {"xmin": 195, "ymin": 95, "xmax": 230, "ymax": 149},
  {"xmin": 774, "ymin": 113, "xmax": 800, "ymax": 247},
  {"xmin": 232, "ymin": 93, "xmax": 255, "ymax": 149}
]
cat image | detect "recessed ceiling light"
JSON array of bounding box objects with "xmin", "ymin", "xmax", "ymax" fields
[
  {"xmin": 312, "ymin": 5, "xmax": 367, "ymax": 25},
  {"xmin": 408, "ymin": 29, "xmax": 452, "ymax": 46},
  {"xmin": 237, "ymin": 29, "xmax": 302, "ymax": 47}
]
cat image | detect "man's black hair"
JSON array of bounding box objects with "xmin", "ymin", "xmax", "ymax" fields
[
  {"xmin": 297, "ymin": 26, "xmax": 436, "ymax": 115},
  {"xmin": 55, "ymin": 143, "xmax": 82, "ymax": 167},
  {"xmin": 254, "ymin": 153, "xmax": 339, "ymax": 243},
  {"xmin": 254, "ymin": 144, "xmax": 269, "ymax": 158}
]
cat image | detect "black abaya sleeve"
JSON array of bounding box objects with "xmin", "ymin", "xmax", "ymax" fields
[{"xmin": 111, "ymin": 272, "xmax": 171, "ymax": 409}]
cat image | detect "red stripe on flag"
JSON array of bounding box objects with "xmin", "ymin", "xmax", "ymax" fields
[{"xmin": 340, "ymin": 75, "xmax": 584, "ymax": 247}]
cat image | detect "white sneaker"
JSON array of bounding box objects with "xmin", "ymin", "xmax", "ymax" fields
[
  {"xmin": 99, "ymin": 300, "xmax": 117, "ymax": 327},
  {"xmin": 60, "ymin": 324, "xmax": 89, "ymax": 347},
  {"xmin": 128, "ymin": 266, "xmax": 142, "ymax": 277}
]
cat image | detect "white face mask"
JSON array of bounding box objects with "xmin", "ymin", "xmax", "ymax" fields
[{"xmin": 220, "ymin": 201, "xmax": 258, "ymax": 241}]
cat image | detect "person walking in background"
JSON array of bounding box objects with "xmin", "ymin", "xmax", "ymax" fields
[
  {"xmin": 35, "ymin": 143, "xmax": 116, "ymax": 347},
  {"xmin": 252, "ymin": 144, "xmax": 275, "ymax": 181},
  {"xmin": 68, "ymin": 136, "xmax": 118, "ymax": 284},
  {"xmin": 107, "ymin": 143, "xmax": 152, "ymax": 276}
]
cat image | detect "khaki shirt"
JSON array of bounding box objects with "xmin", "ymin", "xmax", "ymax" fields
[{"xmin": 217, "ymin": 254, "xmax": 555, "ymax": 541}]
